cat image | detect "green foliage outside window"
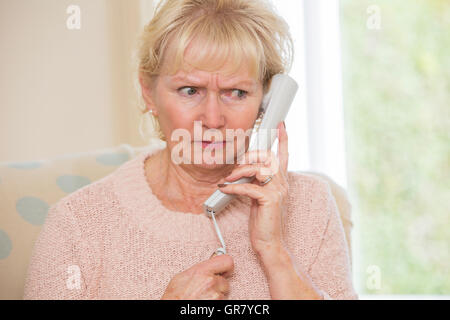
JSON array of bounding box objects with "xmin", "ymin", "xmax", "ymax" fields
[{"xmin": 340, "ymin": 0, "xmax": 450, "ymax": 294}]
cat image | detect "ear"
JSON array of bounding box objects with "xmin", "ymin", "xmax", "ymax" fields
[{"xmin": 139, "ymin": 73, "xmax": 158, "ymax": 116}]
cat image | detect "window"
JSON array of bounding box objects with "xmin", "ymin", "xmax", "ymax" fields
[
  {"xmin": 340, "ymin": 0, "xmax": 449, "ymax": 297},
  {"xmin": 274, "ymin": 0, "xmax": 449, "ymax": 298}
]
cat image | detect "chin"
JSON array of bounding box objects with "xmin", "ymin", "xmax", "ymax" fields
[
  {"xmin": 192, "ymin": 162, "xmax": 230, "ymax": 170},
  {"xmin": 197, "ymin": 152, "xmax": 235, "ymax": 168}
]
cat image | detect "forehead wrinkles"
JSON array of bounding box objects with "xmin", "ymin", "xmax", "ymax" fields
[
  {"xmin": 168, "ymin": 68, "xmax": 257, "ymax": 90},
  {"xmin": 158, "ymin": 33, "xmax": 260, "ymax": 90}
]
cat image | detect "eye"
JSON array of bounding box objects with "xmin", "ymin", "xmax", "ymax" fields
[
  {"xmin": 178, "ymin": 87, "xmax": 198, "ymax": 96},
  {"xmin": 230, "ymin": 89, "xmax": 248, "ymax": 99}
]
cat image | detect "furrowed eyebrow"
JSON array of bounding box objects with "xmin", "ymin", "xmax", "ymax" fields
[
  {"xmin": 223, "ymin": 80, "xmax": 256, "ymax": 89},
  {"xmin": 171, "ymin": 75, "xmax": 256, "ymax": 89}
]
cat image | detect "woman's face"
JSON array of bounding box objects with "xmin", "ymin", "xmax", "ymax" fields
[{"xmin": 141, "ymin": 51, "xmax": 264, "ymax": 170}]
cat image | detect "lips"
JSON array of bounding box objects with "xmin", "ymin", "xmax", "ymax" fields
[{"xmin": 199, "ymin": 141, "xmax": 227, "ymax": 149}]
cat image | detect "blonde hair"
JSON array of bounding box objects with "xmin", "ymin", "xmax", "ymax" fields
[{"xmin": 136, "ymin": 0, "xmax": 294, "ymax": 143}]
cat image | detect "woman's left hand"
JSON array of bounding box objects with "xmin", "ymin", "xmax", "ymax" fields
[{"xmin": 218, "ymin": 121, "xmax": 289, "ymax": 257}]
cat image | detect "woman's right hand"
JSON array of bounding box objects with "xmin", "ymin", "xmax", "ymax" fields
[{"xmin": 161, "ymin": 254, "xmax": 234, "ymax": 300}]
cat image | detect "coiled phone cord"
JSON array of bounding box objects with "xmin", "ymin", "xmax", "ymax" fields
[{"xmin": 210, "ymin": 210, "xmax": 227, "ymax": 256}]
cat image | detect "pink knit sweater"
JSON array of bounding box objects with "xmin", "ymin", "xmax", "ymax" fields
[{"xmin": 23, "ymin": 145, "xmax": 358, "ymax": 300}]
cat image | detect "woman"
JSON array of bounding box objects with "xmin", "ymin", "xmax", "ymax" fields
[{"xmin": 24, "ymin": 0, "xmax": 358, "ymax": 300}]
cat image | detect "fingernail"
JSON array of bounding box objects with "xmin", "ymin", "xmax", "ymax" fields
[
  {"xmin": 283, "ymin": 121, "xmax": 286, "ymax": 129},
  {"xmin": 218, "ymin": 184, "xmax": 227, "ymax": 188}
]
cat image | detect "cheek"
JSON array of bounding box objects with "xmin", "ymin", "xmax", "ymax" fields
[
  {"xmin": 157, "ymin": 94, "xmax": 194, "ymax": 131},
  {"xmin": 227, "ymin": 108, "xmax": 259, "ymax": 130},
  {"xmin": 165, "ymin": 109, "xmax": 194, "ymax": 129}
]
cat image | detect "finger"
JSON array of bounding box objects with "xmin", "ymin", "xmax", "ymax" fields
[
  {"xmin": 225, "ymin": 163, "xmax": 271, "ymax": 182},
  {"xmin": 214, "ymin": 275, "xmax": 230, "ymax": 295},
  {"xmin": 199, "ymin": 290, "xmax": 223, "ymax": 300},
  {"xmin": 277, "ymin": 121, "xmax": 289, "ymax": 173},
  {"xmin": 208, "ymin": 291, "xmax": 225, "ymax": 300},
  {"xmin": 236, "ymin": 149, "xmax": 273, "ymax": 166},
  {"xmin": 226, "ymin": 159, "xmax": 280, "ymax": 182},
  {"xmin": 201, "ymin": 254, "xmax": 234, "ymax": 277},
  {"xmin": 216, "ymin": 292, "xmax": 226, "ymax": 300},
  {"xmin": 218, "ymin": 182, "xmax": 270, "ymax": 204}
]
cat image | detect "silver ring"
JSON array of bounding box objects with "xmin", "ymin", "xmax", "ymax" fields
[{"xmin": 260, "ymin": 175, "xmax": 273, "ymax": 186}]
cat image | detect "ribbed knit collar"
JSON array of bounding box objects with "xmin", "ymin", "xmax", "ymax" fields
[{"xmin": 113, "ymin": 145, "xmax": 251, "ymax": 242}]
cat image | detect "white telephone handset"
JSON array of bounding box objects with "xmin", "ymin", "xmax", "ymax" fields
[{"xmin": 203, "ymin": 74, "xmax": 299, "ymax": 256}]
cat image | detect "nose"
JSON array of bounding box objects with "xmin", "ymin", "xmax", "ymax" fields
[{"xmin": 200, "ymin": 91, "xmax": 225, "ymax": 129}]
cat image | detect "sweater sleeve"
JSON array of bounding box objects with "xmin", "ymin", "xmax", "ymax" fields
[
  {"xmin": 23, "ymin": 201, "xmax": 90, "ymax": 300},
  {"xmin": 307, "ymin": 181, "xmax": 359, "ymax": 300}
]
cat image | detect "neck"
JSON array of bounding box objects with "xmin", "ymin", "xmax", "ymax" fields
[{"xmin": 145, "ymin": 147, "xmax": 236, "ymax": 214}]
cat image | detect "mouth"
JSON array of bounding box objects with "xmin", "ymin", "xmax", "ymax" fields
[{"xmin": 196, "ymin": 141, "xmax": 227, "ymax": 149}]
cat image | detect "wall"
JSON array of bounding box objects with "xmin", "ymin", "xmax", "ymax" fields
[{"xmin": 0, "ymin": 0, "xmax": 154, "ymax": 162}]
